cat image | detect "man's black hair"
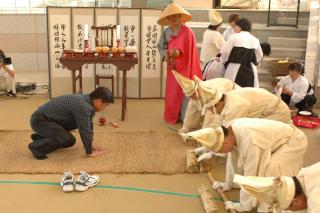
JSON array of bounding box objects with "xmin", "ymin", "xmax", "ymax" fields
[
  {"xmin": 90, "ymin": 87, "xmax": 114, "ymax": 103},
  {"xmin": 292, "ymin": 176, "xmax": 304, "ymax": 198},
  {"xmin": 0, "ymin": 49, "xmax": 5, "ymax": 59},
  {"xmin": 208, "ymin": 23, "xmax": 222, "ymax": 31},
  {"xmin": 261, "ymin": 42, "xmax": 271, "ymax": 56},
  {"xmin": 289, "ymin": 62, "xmax": 305, "ymax": 75},
  {"xmin": 220, "ymin": 94, "xmax": 225, "ymax": 102},
  {"xmin": 221, "ymin": 126, "xmax": 229, "ymax": 137},
  {"xmin": 235, "ymin": 18, "xmax": 252, "ymax": 32}
]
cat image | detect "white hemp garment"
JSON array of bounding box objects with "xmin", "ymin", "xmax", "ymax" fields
[
  {"xmin": 225, "ymin": 118, "xmax": 308, "ymax": 212},
  {"xmin": 215, "ymin": 87, "xmax": 292, "ymax": 127}
]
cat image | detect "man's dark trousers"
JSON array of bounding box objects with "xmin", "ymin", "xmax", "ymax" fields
[{"xmin": 29, "ymin": 111, "xmax": 76, "ymax": 159}]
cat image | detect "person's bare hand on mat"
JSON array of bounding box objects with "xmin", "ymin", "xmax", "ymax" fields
[{"xmin": 87, "ymin": 150, "xmax": 103, "ymax": 157}]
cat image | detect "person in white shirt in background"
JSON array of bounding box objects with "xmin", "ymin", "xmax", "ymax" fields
[
  {"xmin": 222, "ymin": 13, "xmax": 239, "ymax": 41},
  {"xmin": 233, "ymin": 161, "xmax": 320, "ymax": 213},
  {"xmin": 221, "ymin": 18, "xmax": 263, "ymax": 88},
  {"xmin": 0, "ymin": 49, "xmax": 16, "ymax": 97},
  {"xmin": 200, "ymin": 10, "xmax": 225, "ymax": 70},
  {"xmin": 277, "ymin": 62, "xmax": 316, "ymax": 112}
]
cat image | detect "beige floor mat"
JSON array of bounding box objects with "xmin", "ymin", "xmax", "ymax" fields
[{"xmin": 0, "ymin": 130, "xmax": 191, "ymax": 174}]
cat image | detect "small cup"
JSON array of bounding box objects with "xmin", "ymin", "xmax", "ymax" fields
[{"xmin": 99, "ymin": 116, "xmax": 106, "ymax": 126}]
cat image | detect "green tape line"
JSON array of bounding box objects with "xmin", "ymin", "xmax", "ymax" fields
[
  {"xmin": 0, "ymin": 180, "xmax": 199, "ymax": 198},
  {"xmin": 0, "ymin": 180, "xmax": 238, "ymax": 202}
]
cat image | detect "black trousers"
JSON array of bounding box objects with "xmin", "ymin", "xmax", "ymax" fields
[
  {"xmin": 29, "ymin": 111, "xmax": 76, "ymax": 155},
  {"xmin": 281, "ymin": 93, "xmax": 313, "ymax": 111}
]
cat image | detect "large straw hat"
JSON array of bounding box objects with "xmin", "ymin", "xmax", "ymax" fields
[
  {"xmin": 234, "ymin": 175, "xmax": 295, "ymax": 210},
  {"xmin": 157, "ymin": 3, "xmax": 192, "ymax": 26},
  {"xmin": 208, "ymin": 10, "xmax": 222, "ymax": 26},
  {"xmin": 181, "ymin": 127, "xmax": 224, "ymax": 152},
  {"xmin": 172, "ymin": 70, "xmax": 195, "ymax": 97}
]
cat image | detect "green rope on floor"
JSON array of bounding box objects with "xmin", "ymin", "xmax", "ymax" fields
[
  {"xmin": 0, "ymin": 180, "xmax": 199, "ymax": 198},
  {"xmin": 0, "ymin": 180, "xmax": 239, "ymax": 202}
]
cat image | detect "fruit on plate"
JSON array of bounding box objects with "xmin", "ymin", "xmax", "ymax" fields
[
  {"xmin": 111, "ymin": 47, "xmax": 119, "ymax": 53},
  {"xmin": 118, "ymin": 47, "xmax": 124, "ymax": 53},
  {"xmin": 102, "ymin": 46, "xmax": 110, "ymax": 53},
  {"xmin": 95, "ymin": 46, "xmax": 102, "ymax": 53},
  {"xmin": 278, "ymin": 59, "xmax": 288, "ymax": 63}
]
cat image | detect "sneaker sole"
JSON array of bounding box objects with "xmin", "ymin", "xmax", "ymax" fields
[
  {"xmin": 62, "ymin": 185, "xmax": 74, "ymax": 192},
  {"xmin": 75, "ymin": 179, "xmax": 100, "ymax": 192}
]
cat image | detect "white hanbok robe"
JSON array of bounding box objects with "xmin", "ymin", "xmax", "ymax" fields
[
  {"xmin": 226, "ymin": 118, "xmax": 308, "ymax": 211},
  {"xmin": 202, "ymin": 57, "xmax": 226, "ymax": 80},
  {"xmin": 0, "ymin": 64, "xmax": 16, "ymax": 93},
  {"xmin": 220, "ymin": 31, "xmax": 263, "ymax": 88},
  {"xmin": 282, "ymin": 162, "xmax": 320, "ymax": 213},
  {"xmin": 297, "ymin": 162, "xmax": 320, "ymax": 213},
  {"xmin": 277, "ymin": 75, "xmax": 313, "ymax": 106},
  {"xmin": 200, "ymin": 29, "xmax": 225, "ymax": 64}
]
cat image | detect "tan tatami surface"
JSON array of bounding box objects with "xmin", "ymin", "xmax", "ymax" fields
[{"xmin": 0, "ymin": 95, "xmax": 319, "ymax": 213}]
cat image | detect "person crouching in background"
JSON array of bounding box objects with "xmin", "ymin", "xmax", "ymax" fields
[
  {"xmin": 277, "ymin": 62, "xmax": 316, "ymax": 112},
  {"xmin": 0, "ymin": 49, "xmax": 16, "ymax": 97}
]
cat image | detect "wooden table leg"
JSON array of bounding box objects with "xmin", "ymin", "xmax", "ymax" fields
[
  {"xmin": 79, "ymin": 68, "xmax": 83, "ymax": 93},
  {"xmin": 72, "ymin": 70, "xmax": 76, "ymax": 94},
  {"xmin": 121, "ymin": 70, "xmax": 127, "ymax": 121}
]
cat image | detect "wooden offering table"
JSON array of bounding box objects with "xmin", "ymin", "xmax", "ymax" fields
[{"xmin": 60, "ymin": 56, "xmax": 138, "ymax": 121}]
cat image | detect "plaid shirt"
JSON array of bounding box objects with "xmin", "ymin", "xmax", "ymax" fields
[{"xmin": 37, "ymin": 94, "xmax": 95, "ymax": 154}]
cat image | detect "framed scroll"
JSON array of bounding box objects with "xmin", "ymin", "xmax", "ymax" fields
[
  {"xmin": 140, "ymin": 9, "xmax": 163, "ymax": 98},
  {"xmin": 72, "ymin": 8, "xmax": 95, "ymax": 94},
  {"xmin": 47, "ymin": 7, "xmax": 72, "ymax": 97},
  {"xmin": 118, "ymin": 8, "xmax": 140, "ymax": 98}
]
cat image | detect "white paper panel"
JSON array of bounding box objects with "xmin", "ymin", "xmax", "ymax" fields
[
  {"xmin": 140, "ymin": 9, "xmax": 162, "ymax": 98},
  {"xmin": 72, "ymin": 8, "xmax": 95, "ymax": 95},
  {"xmin": 48, "ymin": 8, "xmax": 72, "ymax": 97},
  {"xmin": 141, "ymin": 10, "xmax": 162, "ymax": 78},
  {"xmin": 119, "ymin": 9, "xmax": 140, "ymax": 98}
]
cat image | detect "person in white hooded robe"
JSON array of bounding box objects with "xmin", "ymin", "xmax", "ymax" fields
[
  {"xmin": 233, "ymin": 161, "xmax": 320, "ymax": 213},
  {"xmin": 182, "ymin": 118, "xmax": 308, "ymax": 212},
  {"xmin": 189, "ymin": 84, "xmax": 292, "ymax": 163},
  {"xmin": 171, "ymin": 70, "xmax": 240, "ymax": 136},
  {"xmin": 196, "ymin": 84, "xmax": 292, "ymax": 128}
]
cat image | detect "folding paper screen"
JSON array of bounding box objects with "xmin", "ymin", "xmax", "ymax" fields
[
  {"xmin": 47, "ymin": 7, "xmax": 72, "ymax": 97},
  {"xmin": 47, "ymin": 7, "xmax": 164, "ymax": 98}
]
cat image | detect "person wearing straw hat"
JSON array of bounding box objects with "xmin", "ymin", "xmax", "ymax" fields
[
  {"xmin": 182, "ymin": 118, "xmax": 308, "ymax": 212},
  {"xmin": 171, "ymin": 70, "xmax": 240, "ymax": 136},
  {"xmin": 157, "ymin": 3, "xmax": 202, "ymax": 124},
  {"xmin": 220, "ymin": 18, "xmax": 263, "ymax": 88},
  {"xmin": 196, "ymin": 85, "xmax": 292, "ymax": 127},
  {"xmin": 233, "ymin": 162, "xmax": 320, "ymax": 212},
  {"xmin": 200, "ymin": 10, "xmax": 225, "ymax": 69}
]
